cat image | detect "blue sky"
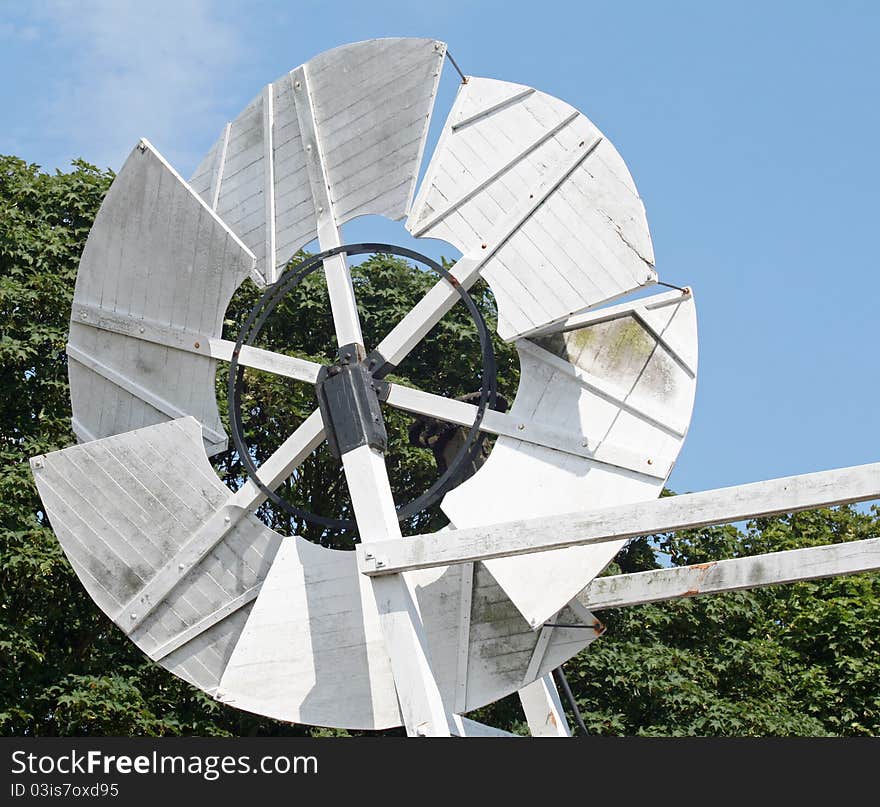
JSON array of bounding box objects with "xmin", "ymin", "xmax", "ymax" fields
[{"xmin": 2, "ymin": 1, "xmax": 878, "ymax": 496}]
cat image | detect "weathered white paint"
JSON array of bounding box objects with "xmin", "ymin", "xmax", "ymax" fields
[
  {"xmin": 441, "ymin": 292, "xmax": 698, "ymax": 627},
  {"xmin": 118, "ymin": 411, "xmax": 325, "ymax": 631},
  {"xmin": 68, "ymin": 140, "xmax": 255, "ymax": 456},
  {"xmin": 30, "ymin": 418, "xmax": 281, "ymax": 695},
  {"xmin": 342, "ymin": 445, "xmax": 451, "ymax": 736},
  {"xmin": 519, "ymin": 675, "xmax": 572, "ymax": 737},
  {"xmin": 359, "ymin": 462, "xmax": 880, "ymax": 588},
  {"xmin": 190, "ymin": 38, "xmax": 446, "ymax": 285},
  {"xmin": 408, "ymin": 76, "xmax": 656, "ymax": 340},
  {"xmin": 579, "ymin": 536, "xmax": 880, "ymax": 611},
  {"xmin": 291, "ymin": 64, "xmax": 363, "ymax": 347}
]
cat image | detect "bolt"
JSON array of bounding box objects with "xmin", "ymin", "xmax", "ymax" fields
[
  {"xmin": 32, "ymin": 458, "xmax": 44, "ymax": 469},
  {"xmin": 178, "ymin": 563, "xmax": 185, "ymax": 570},
  {"xmin": 80, "ymin": 311, "xmax": 88, "ymax": 319},
  {"xmin": 647, "ymin": 458, "xmax": 653, "ymax": 465},
  {"xmin": 130, "ymin": 613, "xmax": 137, "ymax": 620},
  {"xmin": 517, "ymin": 423, "xmax": 525, "ymax": 430},
  {"xmin": 375, "ymin": 559, "xmax": 386, "ymax": 568},
  {"xmin": 581, "ymin": 439, "xmax": 589, "ymax": 447},
  {"xmin": 481, "ymin": 243, "xmax": 487, "ymax": 249},
  {"xmin": 224, "ymin": 515, "xmax": 231, "ymax": 523},
  {"xmin": 364, "ymin": 552, "xmax": 374, "ymax": 560},
  {"xmin": 139, "ymin": 327, "xmax": 145, "ymax": 333},
  {"xmin": 294, "ymin": 80, "xmax": 301, "ymax": 89},
  {"xmin": 306, "ymin": 144, "xmax": 312, "ymax": 151},
  {"xmin": 317, "ymin": 205, "xmax": 324, "ymax": 213},
  {"xmin": 194, "ymin": 341, "xmax": 200, "ymax": 349}
]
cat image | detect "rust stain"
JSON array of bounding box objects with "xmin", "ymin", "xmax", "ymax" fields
[
  {"xmin": 593, "ymin": 619, "xmax": 606, "ymax": 635},
  {"xmin": 447, "ymin": 274, "xmax": 460, "ymax": 287},
  {"xmin": 549, "ymin": 712, "xmax": 558, "ymax": 728},
  {"xmin": 683, "ymin": 562, "xmax": 716, "ymax": 597}
]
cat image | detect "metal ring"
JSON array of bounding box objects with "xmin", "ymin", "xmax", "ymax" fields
[{"xmin": 227, "ymin": 243, "xmax": 498, "ymax": 535}]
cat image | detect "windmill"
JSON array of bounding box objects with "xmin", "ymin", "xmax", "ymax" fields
[{"xmin": 29, "ymin": 38, "xmax": 879, "ymax": 737}]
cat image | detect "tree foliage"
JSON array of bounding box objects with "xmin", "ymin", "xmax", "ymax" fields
[{"xmin": 1, "ymin": 156, "xmax": 878, "ymax": 736}]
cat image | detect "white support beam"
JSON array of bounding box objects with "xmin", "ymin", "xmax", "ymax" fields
[
  {"xmin": 357, "ymin": 462, "xmax": 880, "ymax": 576},
  {"xmin": 342, "ymin": 445, "xmax": 452, "ymax": 737},
  {"xmin": 65, "ymin": 344, "xmax": 227, "ymax": 445},
  {"xmin": 384, "ymin": 384, "xmax": 668, "ymax": 478},
  {"xmin": 373, "ymin": 255, "xmax": 483, "ymax": 368},
  {"xmin": 292, "ymin": 65, "xmax": 364, "ymax": 348},
  {"xmin": 70, "ymin": 302, "xmax": 321, "ymax": 385},
  {"xmin": 519, "ymin": 675, "xmax": 572, "ymax": 737},
  {"xmin": 68, "ymin": 307, "xmax": 666, "ymax": 478},
  {"xmin": 578, "ymin": 536, "xmax": 880, "ymax": 611},
  {"xmin": 450, "ymin": 715, "xmax": 518, "ymax": 737}
]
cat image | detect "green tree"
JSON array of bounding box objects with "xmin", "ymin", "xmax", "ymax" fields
[{"xmin": 1, "ymin": 156, "xmax": 878, "ymax": 736}]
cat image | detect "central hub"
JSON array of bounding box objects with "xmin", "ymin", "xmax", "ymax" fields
[
  {"xmin": 315, "ymin": 342, "xmax": 390, "ymax": 459},
  {"xmin": 227, "ymin": 241, "xmax": 498, "ymax": 531}
]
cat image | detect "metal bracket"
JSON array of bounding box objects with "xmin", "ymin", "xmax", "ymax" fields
[
  {"xmin": 316, "ymin": 344, "xmax": 388, "ymax": 459},
  {"xmin": 363, "ymin": 348, "xmax": 396, "ymax": 380}
]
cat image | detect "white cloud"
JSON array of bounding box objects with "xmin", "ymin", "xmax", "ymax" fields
[{"xmin": 34, "ymin": 0, "xmax": 243, "ymax": 174}]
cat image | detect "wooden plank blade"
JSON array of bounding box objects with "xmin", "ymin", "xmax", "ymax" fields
[
  {"xmin": 441, "ymin": 292, "xmax": 698, "ymax": 629},
  {"xmin": 30, "ymin": 417, "xmax": 282, "ymax": 695},
  {"xmin": 68, "ymin": 139, "xmax": 256, "ymax": 455},
  {"xmin": 190, "ymin": 37, "xmax": 446, "ymax": 285},
  {"xmin": 407, "ymin": 76, "xmax": 656, "ymax": 340}
]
